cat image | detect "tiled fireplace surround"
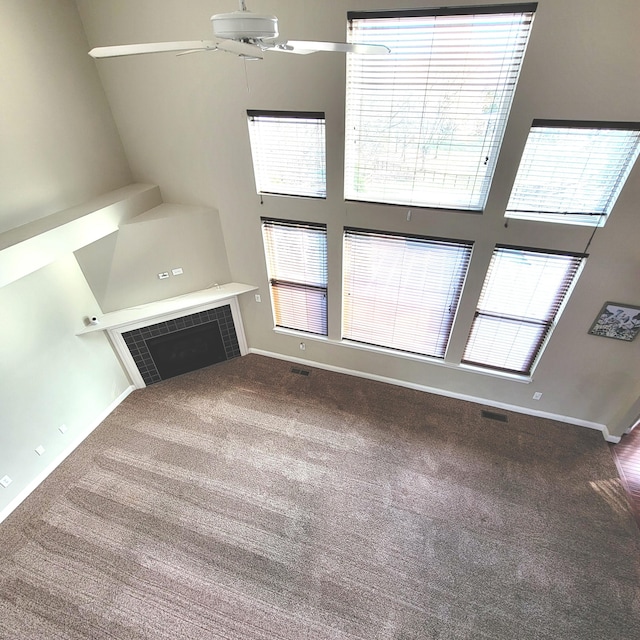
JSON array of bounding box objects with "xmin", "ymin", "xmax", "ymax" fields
[{"xmin": 122, "ymin": 304, "xmax": 241, "ymax": 385}]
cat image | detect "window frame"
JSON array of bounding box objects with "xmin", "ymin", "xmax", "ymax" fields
[
  {"xmin": 342, "ymin": 227, "xmax": 473, "ymax": 359},
  {"xmin": 344, "ymin": 3, "xmax": 537, "ymax": 211},
  {"xmin": 261, "ymin": 218, "xmax": 328, "ymax": 336},
  {"xmin": 462, "ymin": 245, "xmax": 586, "ymax": 376},
  {"xmin": 504, "ymin": 119, "xmax": 640, "ymax": 227},
  {"xmin": 247, "ymin": 110, "xmax": 327, "ymax": 199}
]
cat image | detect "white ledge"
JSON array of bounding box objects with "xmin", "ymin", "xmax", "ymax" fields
[
  {"xmin": 77, "ymin": 282, "xmax": 257, "ymax": 334},
  {"xmin": 0, "ymin": 184, "xmax": 161, "ymax": 289}
]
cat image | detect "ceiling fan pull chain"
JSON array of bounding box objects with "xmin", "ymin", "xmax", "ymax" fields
[{"xmin": 244, "ymin": 58, "xmax": 251, "ymax": 94}]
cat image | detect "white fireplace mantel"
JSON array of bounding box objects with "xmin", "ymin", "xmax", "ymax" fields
[{"xmin": 77, "ymin": 282, "xmax": 257, "ymax": 335}]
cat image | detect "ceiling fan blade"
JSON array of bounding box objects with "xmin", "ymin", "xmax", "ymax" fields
[
  {"xmin": 89, "ymin": 40, "xmax": 221, "ymax": 59},
  {"xmin": 274, "ymin": 40, "xmax": 391, "ymax": 55}
]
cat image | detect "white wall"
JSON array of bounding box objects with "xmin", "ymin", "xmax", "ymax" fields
[
  {"xmin": 0, "ymin": 0, "xmax": 134, "ymax": 519},
  {"xmin": 76, "ymin": 0, "xmax": 640, "ymax": 437},
  {"xmin": 0, "ymin": 256, "xmax": 132, "ymax": 518}
]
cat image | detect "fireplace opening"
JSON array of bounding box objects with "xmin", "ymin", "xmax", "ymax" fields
[{"xmin": 146, "ymin": 321, "xmax": 227, "ymax": 380}]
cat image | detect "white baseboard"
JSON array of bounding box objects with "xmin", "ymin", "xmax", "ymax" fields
[
  {"xmin": 0, "ymin": 385, "xmax": 135, "ymax": 525},
  {"xmin": 249, "ymin": 349, "xmax": 615, "ymax": 441},
  {"xmin": 602, "ymin": 427, "xmax": 622, "ymax": 444}
]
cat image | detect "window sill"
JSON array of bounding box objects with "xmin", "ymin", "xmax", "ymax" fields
[{"xmin": 272, "ymin": 328, "xmax": 532, "ymax": 383}]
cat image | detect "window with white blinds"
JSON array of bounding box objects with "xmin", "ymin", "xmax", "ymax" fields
[
  {"xmin": 505, "ymin": 120, "xmax": 640, "ymax": 226},
  {"xmin": 248, "ymin": 111, "xmax": 326, "ymax": 198},
  {"xmin": 261, "ymin": 219, "xmax": 328, "ymax": 335},
  {"xmin": 462, "ymin": 246, "xmax": 585, "ymax": 375},
  {"xmin": 344, "ymin": 4, "xmax": 536, "ymax": 210},
  {"xmin": 342, "ymin": 229, "xmax": 473, "ymax": 358}
]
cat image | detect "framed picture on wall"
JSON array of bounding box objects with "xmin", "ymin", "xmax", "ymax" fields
[{"xmin": 588, "ymin": 302, "xmax": 640, "ymax": 342}]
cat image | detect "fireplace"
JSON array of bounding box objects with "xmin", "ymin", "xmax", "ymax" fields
[
  {"xmin": 121, "ymin": 304, "xmax": 241, "ymax": 385},
  {"xmin": 146, "ymin": 321, "xmax": 227, "ymax": 380},
  {"xmin": 77, "ymin": 283, "xmax": 255, "ymax": 389}
]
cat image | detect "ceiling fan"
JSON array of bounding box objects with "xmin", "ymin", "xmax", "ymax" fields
[{"xmin": 89, "ymin": 1, "xmax": 390, "ymax": 60}]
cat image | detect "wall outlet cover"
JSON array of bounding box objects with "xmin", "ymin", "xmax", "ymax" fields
[
  {"xmin": 0, "ymin": 475, "xmax": 12, "ymax": 488},
  {"xmin": 35, "ymin": 445, "xmax": 45, "ymax": 456}
]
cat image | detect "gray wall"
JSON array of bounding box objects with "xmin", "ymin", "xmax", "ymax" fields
[
  {"xmin": 76, "ymin": 0, "xmax": 640, "ymax": 436},
  {"xmin": 0, "ymin": 0, "xmax": 133, "ymax": 518},
  {"xmin": 75, "ymin": 203, "xmax": 231, "ymax": 312},
  {"xmin": 0, "ymin": 0, "xmax": 131, "ymax": 234}
]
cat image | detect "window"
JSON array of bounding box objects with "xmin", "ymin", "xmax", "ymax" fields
[
  {"xmin": 462, "ymin": 246, "xmax": 585, "ymax": 375},
  {"xmin": 261, "ymin": 219, "xmax": 327, "ymax": 335},
  {"xmin": 344, "ymin": 4, "xmax": 536, "ymax": 210},
  {"xmin": 247, "ymin": 111, "xmax": 326, "ymax": 198},
  {"xmin": 505, "ymin": 120, "xmax": 640, "ymax": 226},
  {"xmin": 342, "ymin": 228, "xmax": 472, "ymax": 358}
]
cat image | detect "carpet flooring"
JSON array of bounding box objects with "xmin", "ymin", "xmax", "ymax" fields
[{"xmin": 1, "ymin": 354, "xmax": 639, "ymax": 639}]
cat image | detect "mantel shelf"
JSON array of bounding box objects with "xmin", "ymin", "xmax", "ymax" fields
[{"xmin": 77, "ymin": 282, "xmax": 258, "ymax": 335}]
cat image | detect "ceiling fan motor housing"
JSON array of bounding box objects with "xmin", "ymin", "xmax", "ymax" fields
[{"xmin": 211, "ymin": 12, "xmax": 278, "ymax": 40}]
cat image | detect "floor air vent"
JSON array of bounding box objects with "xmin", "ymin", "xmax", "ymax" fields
[
  {"xmin": 290, "ymin": 367, "xmax": 310, "ymax": 377},
  {"xmin": 481, "ymin": 410, "xmax": 508, "ymax": 423}
]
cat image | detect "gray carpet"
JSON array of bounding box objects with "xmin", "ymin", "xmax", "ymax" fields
[{"xmin": 1, "ymin": 354, "xmax": 639, "ymax": 639}]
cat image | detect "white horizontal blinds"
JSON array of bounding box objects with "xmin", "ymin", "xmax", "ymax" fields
[
  {"xmin": 247, "ymin": 111, "xmax": 326, "ymax": 198},
  {"xmin": 343, "ymin": 229, "xmax": 472, "ymax": 357},
  {"xmin": 505, "ymin": 121, "xmax": 640, "ymax": 226},
  {"xmin": 261, "ymin": 219, "xmax": 327, "ymax": 335},
  {"xmin": 462, "ymin": 247, "xmax": 584, "ymax": 374},
  {"xmin": 345, "ymin": 5, "xmax": 536, "ymax": 210}
]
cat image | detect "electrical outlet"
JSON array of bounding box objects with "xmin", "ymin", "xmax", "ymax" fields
[
  {"xmin": 158, "ymin": 272, "xmax": 170, "ymax": 280},
  {"xmin": 35, "ymin": 445, "xmax": 45, "ymax": 456},
  {"xmin": 171, "ymin": 267, "xmax": 183, "ymax": 276},
  {"xmin": 533, "ymin": 392, "xmax": 543, "ymax": 400},
  {"xmin": 299, "ymin": 342, "xmax": 306, "ymax": 351},
  {"xmin": 58, "ymin": 424, "xmax": 68, "ymax": 434},
  {"xmin": 0, "ymin": 475, "xmax": 12, "ymax": 488},
  {"xmin": 255, "ymin": 294, "xmax": 261, "ymax": 303}
]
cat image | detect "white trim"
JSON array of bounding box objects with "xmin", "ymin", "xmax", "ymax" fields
[
  {"xmin": 108, "ymin": 329, "xmax": 147, "ymax": 388},
  {"xmin": 602, "ymin": 426, "xmax": 622, "ymax": 444},
  {"xmin": 249, "ymin": 348, "xmax": 612, "ymax": 439},
  {"xmin": 0, "ymin": 385, "xmax": 135, "ymax": 525}
]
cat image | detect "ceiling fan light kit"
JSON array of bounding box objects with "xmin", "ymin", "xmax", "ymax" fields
[{"xmin": 211, "ymin": 11, "xmax": 279, "ymax": 41}]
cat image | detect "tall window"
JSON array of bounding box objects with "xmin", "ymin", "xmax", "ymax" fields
[
  {"xmin": 344, "ymin": 4, "xmax": 536, "ymax": 210},
  {"xmin": 343, "ymin": 229, "xmax": 473, "ymax": 358},
  {"xmin": 261, "ymin": 219, "xmax": 328, "ymax": 335},
  {"xmin": 248, "ymin": 111, "xmax": 326, "ymax": 198},
  {"xmin": 462, "ymin": 246, "xmax": 585, "ymax": 375},
  {"xmin": 505, "ymin": 120, "xmax": 640, "ymax": 226}
]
